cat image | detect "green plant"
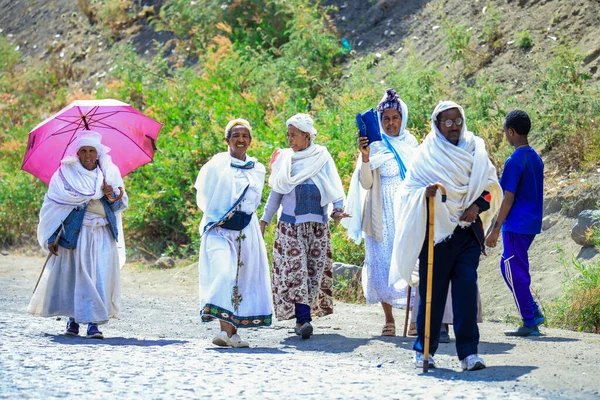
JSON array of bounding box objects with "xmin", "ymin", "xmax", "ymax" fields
[
  {"xmin": 481, "ymin": 5, "xmax": 503, "ymax": 50},
  {"xmin": 547, "ymin": 249, "xmax": 600, "ymax": 333},
  {"xmin": 0, "ymin": 35, "xmax": 19, "ymax": 74},
  {"xmin": 441, "ymin": 17, "xmax": 474, "ymax": 65},
  {"xmin": 333, "ymin": 269, "xmax": 365, "ymax": 303},
  {"xmin": 515, "ymin": 29, "xmax": 534, "ymax": 50}
]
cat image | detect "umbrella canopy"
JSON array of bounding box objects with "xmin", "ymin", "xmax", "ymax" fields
[{"xmin": 22, "ymin": 99, "xmax": 163, "ymax": 185}]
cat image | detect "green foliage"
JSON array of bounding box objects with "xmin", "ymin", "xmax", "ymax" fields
[
  {"xmin": 547, "ymin": 249, "xmax": 600, "ymax": 333},
  {"xmin": 441, "ymin": 17, "xmax": 474, "ymax": 65},
  {"xmin": 533, "ymin": 44, "xmax": 600, "ymax": 169},
  {"xmin": 515, "ymin": 29, "xmax": 534, "ymax": 50},
  {"xmin": 333, "ymin": 269, "xmax": 365, "ymax": 303},
  {"xmin": 0, "ymin": 35, "xmax": 19, "ymax": 74},
  {"xmin": 481, "ymin": 5, "xmax": 503, "ymax": 50}
]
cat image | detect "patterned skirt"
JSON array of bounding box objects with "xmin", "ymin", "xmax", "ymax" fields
[{"xmin": 272, "ymin": 221, "xmax": 334, "ymax": 320}]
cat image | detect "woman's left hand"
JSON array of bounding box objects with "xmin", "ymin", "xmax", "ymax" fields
[{"xmin": 331, "ymin": 209, "xmax": 351, "ymax": 224}]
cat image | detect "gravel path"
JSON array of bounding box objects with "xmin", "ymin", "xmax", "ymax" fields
[{"xmin": 1, "ymin": 256, "xmax": 599, "ymax": 399}]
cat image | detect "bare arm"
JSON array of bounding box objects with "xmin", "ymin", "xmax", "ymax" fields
[{"xmin": 485, "ymin": 191, "xmax": 515, "ymax": 247}]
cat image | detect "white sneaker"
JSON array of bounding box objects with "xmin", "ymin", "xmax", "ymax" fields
[
  {"xmin": 230, "ymin": 333, "xmax": 249, "ymax": 348},
  {"xmin": 415, "ymin": 351, "xmax": 436, "ymax": 368},
  {"xmin": 212, "ymin": 331, "xmax": 233, "ymax": 347},
  {"xmin": 460, "ymin": 354, "xmax": 486, "ymax": 371}
]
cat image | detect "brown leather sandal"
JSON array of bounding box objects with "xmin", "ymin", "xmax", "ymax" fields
[
  {"xmin": 408, "ymin": 322, "xmax": 417, "ymax": 336},
  {"xmin": 382, "ymin": 322, "xmax": 396, "ymax": 336}
]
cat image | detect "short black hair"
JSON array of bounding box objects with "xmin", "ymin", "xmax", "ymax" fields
[{"xmin": 504, "ymin": 110, "xmax": 531, "ymax": 136}]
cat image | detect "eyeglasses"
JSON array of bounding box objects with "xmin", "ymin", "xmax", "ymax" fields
[{"xmin": 441, "ymin": 117, "xmax": 463, "ymax": 128}]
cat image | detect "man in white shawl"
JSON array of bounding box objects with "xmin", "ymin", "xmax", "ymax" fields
[
  {"xmin": 390, "ymin": 101, "xmax": 501, "ymax": 371},
  {"xmin": 196, "ymin": 119, "xmax": 273, "ymax": 348},
  {"xmin": 342, "ymin": 88, "xmax": 418, "ymax": 337},
  {"xmin": 28, "ymin": 131, "xmax": 128, "ymax": 339}
]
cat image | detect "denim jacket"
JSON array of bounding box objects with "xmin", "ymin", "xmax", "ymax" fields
[{"xmin": 48, "ymin": 196, "xmax": 124, "ymax": 250}]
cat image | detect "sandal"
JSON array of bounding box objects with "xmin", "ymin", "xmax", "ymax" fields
[
  {"xmin": 382, "ymin": 322, "xmax": 396, "ymax": 336},
  {"xmin": 408, "ymin": 322, "xmax": 417, "ymax": 336}
]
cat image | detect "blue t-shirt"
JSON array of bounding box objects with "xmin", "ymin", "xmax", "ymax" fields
[{"xmin": 500, "ymin": 146, "xmax": 544, "ymax": 235}]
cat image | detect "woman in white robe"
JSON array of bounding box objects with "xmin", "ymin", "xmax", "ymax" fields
[
  {"xmin": 343, "ymin": 88, "xmax": 418, "ymax": 336},
  {"xmin": 28, "ymin": 131, "xmax": 128, "ymax": 339},
  {"xmin": 196, "ymin": 119, "xmax": 273, "ymax": 348}
]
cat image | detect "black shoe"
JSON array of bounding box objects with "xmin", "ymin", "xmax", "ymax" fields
[
  {"xmin": 504, "ymin": 325, "xmax": 540, "ymax": 337},
  {"xmin": 298, "ymin": 322, "xmax": 313, "ymax": 339},
  {"xmin": 86, "ymin": 323, "xmax": 104, "ymax": 339},
  {"xmin": 65, "ymin": 319, "xmax": 79, "ymax": 336},
  {"xmin": 439, "ymin": 329, "xmax": 451, "ymax": 343}
]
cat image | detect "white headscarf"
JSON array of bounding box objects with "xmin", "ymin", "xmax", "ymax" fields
[
  {"xmin": 342, "ymin": 99, "xmax": 418, "ymax": 244},
  {"xmin": 268, "ymin": 114, "xmax": 345, "ymax": 207},
  {"xmin": 37, "ymin": 130, "xmax": 128, "ymax": 265},
  {"xmin": 389, "ymin": 101, "xmax": 501, "ymax": 286},
  {"xmin": 224, "ymin": 118, "xmax": 253, "ymax": 138}
]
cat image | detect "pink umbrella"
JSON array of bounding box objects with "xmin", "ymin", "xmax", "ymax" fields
[{"xmin": 22, "ymin": 99, "xmax": 163, "ymax": 185}]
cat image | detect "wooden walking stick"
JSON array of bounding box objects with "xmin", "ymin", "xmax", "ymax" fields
[
  {"xmin": 33, "ymin": 229, "xmax": 62, "ymax": 294},
  {"xmin": 423, "ymin": 182, "xmax": 447, "ymax": 373},
  {"xmin": 403, "ymin": 286, "xmax": 412, "ymax": 337}
]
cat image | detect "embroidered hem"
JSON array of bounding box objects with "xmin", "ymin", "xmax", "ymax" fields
[{"xmin": 201, "ymin": 303, "xmax": 272, "ymax": 328}]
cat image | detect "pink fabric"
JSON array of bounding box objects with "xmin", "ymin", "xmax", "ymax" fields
[{"xmin": 22, "ymin": 99, "xmax": 162, "ymax": 184}]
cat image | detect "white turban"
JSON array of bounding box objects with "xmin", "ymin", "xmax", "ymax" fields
[
  {"xmin": 74, "ymin": 130, "xmax": 110, "ymax": 158},
  {"xmin": 286, "ymin": 113, "xmax": 317, "ymax": 141},
  {"xmin": 225, "ymin": 118, "xmax": 253, "ymax": 138}
]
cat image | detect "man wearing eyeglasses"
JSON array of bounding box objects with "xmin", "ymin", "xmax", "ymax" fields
[{"xmin": 391, "ymin": 101, "xmax": 502, "ymax": 371}]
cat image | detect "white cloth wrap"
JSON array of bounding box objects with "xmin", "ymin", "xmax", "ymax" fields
[
  {"xmin": 268, "ymin": 144, "xmax": 345, "ymax": 207},
  {"xmin": 37, "ymin": 152, "xmax": 128, "ymax": 267},
  {"xmin": 195, "ymin": 152, "xmax": 273, "ymax": 321},
  {"xmin": 342, "ymin": 99, "xmax": 419, "ymax": 244},
  {"xmin": 28, "ymin": 212, "xmax": 121, "ymax": 323},
  {"xmin": 390, "ymin": 101, "xmax": 501, "ymax": 286},
  {"xmin": 195, "ymin": 152, "xmax": 264, "ymax": 233}
]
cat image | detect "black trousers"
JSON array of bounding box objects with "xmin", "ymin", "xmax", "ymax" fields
[{"xmin": 413, "ymin": 226, "xmax": 481, "ymax": 360}]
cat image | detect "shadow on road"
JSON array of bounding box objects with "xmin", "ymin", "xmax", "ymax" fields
[
  {"xmin": 47, "ymin": 334, "xmax": 188, "ymax": 347},
  {"xmin": 281, "ymin": 333, "xmax": 371, "ymax": 353},
  {"xmin": 421, "ymin": 340, "xmax": 516, "ymax": 357},
  {"xmin": 422, "ymin": 365, "xmax": 537, "ymax": 382},
  {"xmin": 529, "ymin": 336, "xmax": 580, "ymax": 342},
  {"xmin": 206, "ymin": 347, "xmax": 288, "ymax": 354}
]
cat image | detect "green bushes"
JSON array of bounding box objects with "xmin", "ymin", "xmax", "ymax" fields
[
  {"xmin": 547, "ymin": 250, "xmax": 600, "ymax": 333},
  {"xmin": 515, "ymin": 29, "xmax": 534, "ymax": 50}
]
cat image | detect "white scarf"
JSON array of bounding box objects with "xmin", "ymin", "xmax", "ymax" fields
[
  {"xmin": 268, "ymin": 144, "xmax": 345, "ymax": 207},
  {"xmin": 37, "ymin": 153, "xmax": 128, "ymax": 265},
  {"xmin": 342, "ymin": 101, "xmax": 419, "ymax": 244},
  {"xmin": 389, "ymin": 101, "xmax": 501, "ymax": 286},
  {"xmin": 195, "ymin": 152, "xmax": 265, "ymax": 234}
]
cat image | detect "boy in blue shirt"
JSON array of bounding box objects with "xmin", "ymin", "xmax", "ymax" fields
[{"xmin": 485, "ymin": 110, "xmax": 545, "ymax": 336}]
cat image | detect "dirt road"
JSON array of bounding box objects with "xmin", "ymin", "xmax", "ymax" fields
[{"xmin": 1, "ymin": 255, "xmax": 599, "ymax": 399}]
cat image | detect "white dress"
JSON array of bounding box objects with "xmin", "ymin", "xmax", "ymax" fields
[
  {"xmin": 362, "ymin": 158, "xmax": 408, "ymax": 307},
  {"xmin": 197, "ymin": 157, "xmax": 273, "ymax": 328},
  {"xmin": 28, "ymin": 211, "xmax": 121, "ymax": 324}
]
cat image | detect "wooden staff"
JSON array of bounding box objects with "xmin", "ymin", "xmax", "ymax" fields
[
  {"xmin": 33, "ymin": 229, "xmax": 62, "ymax": 294},
  {"xmin": 423, "ymin": 182, "xmax": 447, "ymax": 373},
  {"xmin": 403, "ymin": 286, "xmax": 412, "ymax": 337}
]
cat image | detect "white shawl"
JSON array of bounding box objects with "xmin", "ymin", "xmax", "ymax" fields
[
  {"xmin": 268, "ymin": 144, "xmax": 345, "ymax": 207},
  {"xmin": 342, "ymin": 101, "xmax": 419, "ymax": 244},
  {"xmin": 390, "ymin": 101, "xmax": 501, "ymax": 286},
  {"xmin": 195, "ymin": 152, "xmax": 266, "ymax": 234},
  {"xmin": 37, "ymin": 153, "xmax": 128, "ymax": 266}
]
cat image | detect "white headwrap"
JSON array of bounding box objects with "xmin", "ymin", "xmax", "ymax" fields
[
  {"xmin": 269, "ymin": 115, "xmax": 344, "ymax": 207},
  {"xmin": 37, "ymin": 131, "xmax": 128, "ymax": 266},
  {"xmin": 286, "ymin": 113, "xmax": 317, "ymax": 141},
  {"xmin": 224, "ymin": 118, "xmax": 253, "ymax": 138},
  {"xmin": 389, "ymin": 100, "xmax": 501, "ymax": 286}
]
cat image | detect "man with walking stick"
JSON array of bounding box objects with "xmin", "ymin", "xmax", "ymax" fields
[{"xmin": 390, "ymin": 101, "xmax": 501, "ymax": 371}]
